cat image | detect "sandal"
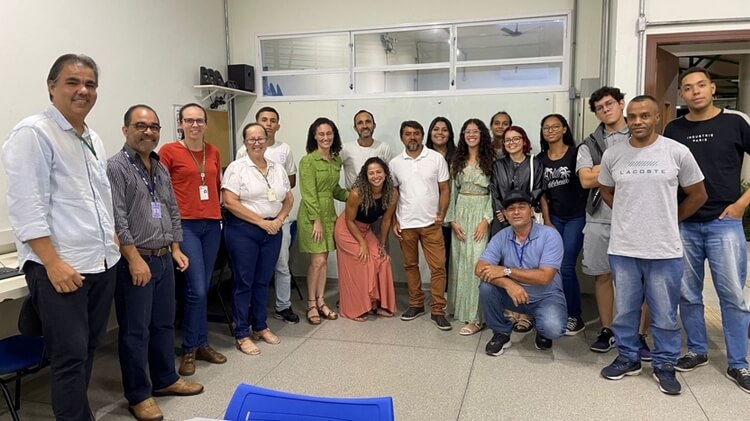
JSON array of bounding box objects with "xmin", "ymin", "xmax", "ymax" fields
[
  {"xmin": 352, "ymin": 313, "xmax": 369, "ymax": 322},
  {"xmin": 504, "ymin": 310, "xmax": 520, "ymax": 325},
  {"xmin": 317, "ymin": 297, "xmax": 338, "ymax": 320},
  {"xmin": 513, "ymin": 315, "xmax": 534, "ymax": 333},
  {"xmin": 252, "ymin": 328, "xmax": 281, "ymax": 345},
  {"xmin": 375, "ymin": 308, "xmax": 394, "ymax": 317},
  {"xmin": 235, "ymin": 337, "xmax": 260, "ymax": 355},
  {"xmin": 459, "ymin": 321, "xmax": 484, "ymax": 336},
  {"xmin": 307, "ymin": 300, "xmax": 321, "ymax": 325}
]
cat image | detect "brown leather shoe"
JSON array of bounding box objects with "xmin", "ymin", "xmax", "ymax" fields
[
  {"xmin": 152, "ymin": 378, "xmax": 204, "ymax": 397},
  {"xmin": 128, "ymin": 397, "xmax": 163, "ymax": 421},
  {"xmin": 195, "ymin": 346, "xmax": 227, "ymax": 364},
  {"xmin": 178, "ymin": 351, "xmax": 196, "ymax": 376}
]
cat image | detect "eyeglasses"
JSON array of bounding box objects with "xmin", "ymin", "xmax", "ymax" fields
[
  {"xmin": 182, "ymin": 118, "xmax": 206, "ymax": 126},
  {"xmin": 130, "ymin": 122, "xmax": 161, "ymax": 133},
  {"xmin": 245, "ymin": 137, "xmax": 267, "ymax": 144},
  {"xmin": 595, "ymin": 99, "xmax": 618, "ymax": 113},
  {"xmin": 504, "ymin": 136, "xmax": 523, "ymax": 144},
  {"xmin": 542, "ymin": 124, "xmax": 563, "ymax": 132}
]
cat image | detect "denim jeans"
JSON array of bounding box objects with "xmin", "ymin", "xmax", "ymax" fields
[
  {"xmin": 679, "ymin": 217, "xmax": 750, "ymax": 369},
  {"xmin": 115, "ymin": 254, "xmax": 179, "ymax": 405},
  {"xmin": 551, "ymin": 214, "xmax": 585, "ymax": 318},
  {"xmin": 224, "ymin": 213, "xmax": 282, "ymax": 339},
  {"xmin": 273, "ymin": 221, "xmax": 292, "ymax": 311},
  {"xmin": 479, "ymin": 281, "xmax": 566, "ymax": 339},
  {"xmin": 609, "ymin": 255, "xmax": 682, "ymax": 369},
  {"xmin": 180, "ymin": 219, "xmax": 222, "ymax": 353}
]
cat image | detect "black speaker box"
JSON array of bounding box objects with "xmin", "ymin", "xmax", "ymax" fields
[{"xmin": 227, "ymin": 64, "xmax": 255, "ymax": 93}]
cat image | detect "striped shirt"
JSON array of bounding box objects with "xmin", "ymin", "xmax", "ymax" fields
[{"xmin": 107, "ymin": 145, "xmax": 182, "ymax": 249}]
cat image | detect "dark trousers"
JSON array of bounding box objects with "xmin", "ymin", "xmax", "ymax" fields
[
  {"xmin": 224, "ymin": 213, "xmax": 282, "ymax": 339},
  {"xmin": 23, "ymin": 261, "xmax": 116, "ymax": 421},
  {"xmin": 115, "ymin": 254, "xmax": 179, "ymax": 405}
]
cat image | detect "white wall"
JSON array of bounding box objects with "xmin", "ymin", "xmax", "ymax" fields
[
  {"xmin": 0, "ymin": 0, "xmax": 228, "ymax": 249},
  {"xmin": 611, "ymin": 0, "xmax": 750, "ymax": 98}
]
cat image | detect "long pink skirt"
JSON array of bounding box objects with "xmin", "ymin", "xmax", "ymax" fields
[{"xmin": 334, "ymin": 213, "xmax": 397, "ymax": 319}]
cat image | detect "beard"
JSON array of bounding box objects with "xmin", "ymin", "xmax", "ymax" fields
[{"xmin": 406, "ymin": 141, "xmax": 421, "ymax": 151}]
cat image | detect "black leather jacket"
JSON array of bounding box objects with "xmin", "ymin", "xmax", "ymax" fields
[{"xmin": 489, "ymin": 155, "xmax": 545, "ymax": 213}]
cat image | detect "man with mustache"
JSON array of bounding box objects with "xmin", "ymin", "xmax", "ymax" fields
[
  {"xmin": 341, "ymin": 109, "xmax": 394, "ymax": 188},
  {"xmin": 2, "ymin": 54, "xmax": 121, "ymax": 421},
  {"xmin": 390, "ymin": 120, "xmax": 451, "ymax": 330},
  {"xmin": 107, "ymin": 105, "xmax": 203, "ymax": 421}
]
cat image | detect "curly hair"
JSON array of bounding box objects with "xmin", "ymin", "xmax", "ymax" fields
[
  {"xmin": 305, "ymin": 117, "xmax": 342, "ymax": 155},
  {"xmin": 539, "ymin": 114, "xmax": 575, "ymax": 152},
  {"xmin": 589, "ymin": 86, "xmax": 625, "ymax": 112},
  {"xmin": 426, "ymin": 117, "xmax": 456, "ymax": 163},
  {"xmin": 501, "ymin": 125, "xmax": 533, "ymax": 156},
  {"xmin": 351, "ymin": 157, "xmax": 393, "ymax": 216},
  {"xmin": 451, "ymin": 119, "xmax": 494, "ymax": 178}
]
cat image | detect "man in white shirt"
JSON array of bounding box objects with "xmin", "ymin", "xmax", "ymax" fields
[
  {"xmin": 390, "ymin": 120, "xmax": 451, "ymax": 330},
  {"xmin": 236, "ymin": 107, "xmax": 299, "ymax": 323},
  {"xmin": 341, "ymin": 110, "xmax": 394, "ymax": 188},
  {"xmin": 2, "ymin": 54, "xmax": 121, "ymax": 421}
]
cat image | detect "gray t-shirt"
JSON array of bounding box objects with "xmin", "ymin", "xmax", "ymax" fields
[
  {"xmin": 576, "ymin": 127, "xmax": 629, "ymax": 223},
  {"xmin": 598, "ymin": 135, "xmax": 704, "ymax": 259}
]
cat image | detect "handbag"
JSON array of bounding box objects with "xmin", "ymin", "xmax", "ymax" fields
[{"xmin": 529, "ymin": 157, "xmax": 544, "ymax": 224}]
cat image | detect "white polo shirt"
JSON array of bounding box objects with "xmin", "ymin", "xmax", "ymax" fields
[
  {"xmin": 389, "ymin": 146, "xmax": 449, "ymax": 229},
  {"xmin": 222, "ymin": 157, "xmax": 291, "ymax": 219}
]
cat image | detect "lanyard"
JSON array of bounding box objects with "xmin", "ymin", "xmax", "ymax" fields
[
  {"xmin": 254, "ymin": 164, "xmax": 272, "ymax": 190},
  {"xmin": 79, "ymin": 134, "xmax": 97, "ymax": 158},
  {"xmin": 181, "ymin": 141, "xmax": 206, "ymax": 185},
  {"xmin": 512, "ymin": 238, "xmax": 527, "ymax": 268},
  {"xmin": 121, "ymin": 148, "xmax": 158, "ymax": 202}
]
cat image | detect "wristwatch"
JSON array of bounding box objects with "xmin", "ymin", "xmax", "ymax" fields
[{"xmin": 503, "ymin": 267, "xmax": 513, "ymax": 278}]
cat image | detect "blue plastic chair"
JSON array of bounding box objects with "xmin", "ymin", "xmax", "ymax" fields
[
  {"xmin": 0, "ymin": 335, "xmax": 45, "ymax": 421},
  {"xmin": 224, "ymin": 383, "xmax": 395, "ymax": 421}
]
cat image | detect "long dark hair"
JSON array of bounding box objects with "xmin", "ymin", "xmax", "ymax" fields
[
  {"xmin": 539, "ymin": 114, "xmax": 575, "ymax": 153},
  {"xmin": 305, "ymin": 117, "xmax": 342, "ymax": 156},
  {"xmin": 426, "ymin": 117, "xmax": 456, "ymax": 164},
  {"xmin": 451, "ymin": 119, "xmax": 494, "ymax": 178},
  {"xmin": 352, "ymin": 157, "xmax": 394, "ymax": 215}
]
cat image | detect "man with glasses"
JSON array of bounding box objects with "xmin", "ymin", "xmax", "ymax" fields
[
  {"xmin": 476, "ymin": 190, "xmax": 566, "ymax": 356},
  {"xmin": 664, "ymin": 67, "xmax": 750, "ymax": 393},
  {"xmin": 108, "ymin": 105, "xmax": 204, "ymax": 420},
  {"xmin": 236, "ymin": 107, "xmax": 300, "ymax": 324},
  {"xmin": 2, "ymin": 54, "xmax": 121, "ymax": 421},
  {"xmin": 576, "ymin": 86, "xmax": 653, "ymax": 355},
  {"xmin": 341, "ymin": 109, "xmax": 393, "ymax": 188}
]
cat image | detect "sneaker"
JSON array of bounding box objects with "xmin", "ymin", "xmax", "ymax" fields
[
  {"xmin": 400, "ymin": 307, "xmax": 425, "ymax": 321},
  {"xmin": 564, "ymin": 316, "xmax": 585, "ymax": 336},
  {"xmin": 675, "ymin": 351, "xmax": 708, "ymax": 372},
  {"xmin": 601, "ymin": 355, "xmax": 642, "ymax": 380},
  {"xmin": 430, "ymin": 314, "xmax": 452, "ymax": 331},
  {"xmin": 535, "ymin": 333, "xmax": 552, "ymax": 350},
  {"xmin": 653, "ymin": 365, "xmax": 682, "ymax": 395},
  {"xmin": 725, "ymin": 368, "xmax": 750, "ymax": 393},
  {"xmin": 590, "ymin": 327, "xmax": 616, "ymax": 353},
  {"xmin": 639, "ymin": 334, "xmax": 652, "ymax": 362},
  {"xmin": 274, "ymin": 307, "xmax": 300, "ymax": 324},
  {"xmin": 485, "ymin": 332, "xmax": 512, "ymax": 356}
]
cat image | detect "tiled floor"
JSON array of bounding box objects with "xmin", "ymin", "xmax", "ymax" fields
[{"xmin": 3, "ymin": 280, "xmax": 749, "ymax": 421}]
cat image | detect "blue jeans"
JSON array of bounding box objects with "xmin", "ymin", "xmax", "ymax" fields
[
  {"xmin": 609, "ymin": 255, "xmax": 682, "ymax": 369},
  {"xmin": 479, "ymin": 281, "xmax": 566, "ymax": 339},
  {"xmin": 551, "ymin": 214, "xmax": 585, "ymax": 318},
  {"xmin": 115, "ymin": 254, "xmax": 179, "ymax": 405},
  {"xmin": 679, "ymin": 217, "xmax": 750, "ymax": 369},
  {"xmin": 180, "ymin": 219, "xmax": 221, "ymax": 353},
  {"xmin": 224, "ymin": 213, "xmax": 282, "ymax": 339}
]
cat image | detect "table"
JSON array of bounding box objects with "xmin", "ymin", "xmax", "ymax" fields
[{"xmin": 0, "ymin": 252, "xmax": 27, "ymax": 302}]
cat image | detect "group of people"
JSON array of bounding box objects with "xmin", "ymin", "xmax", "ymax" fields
[{"xmin": 3, "ymin": 53, "xmax": 750, "ymax": 421}]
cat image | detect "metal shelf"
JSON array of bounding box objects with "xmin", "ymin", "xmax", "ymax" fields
[{"xmin": 193, "ymin": 84, "xmax": 256, "ymax": 103}]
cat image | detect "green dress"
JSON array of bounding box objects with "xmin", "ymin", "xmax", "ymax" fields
[
  {"xmin": 297, "ymin": 150, "xmax": 348, "ymax": 253},
  {"xmin": 445, "ymin": 164, "xmax": 493, "ymax": 323}
]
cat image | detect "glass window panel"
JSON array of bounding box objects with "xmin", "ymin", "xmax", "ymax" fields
[
  {"xmin": 456, "ymin": 19, "xmax": 565, "ymax": 61},
  {"xmin": 355, "ymin": 69, "xmax": 449, "ymax": 93},
  {"xmin": 262, "ymin": 73, "xmax": 350, "ymax": 97},
  {"xmin": 261, "ymin": 34, "xmax": 349, "ymax": 71},
  {"xmin": 455, "ymin": 63, "xmax": 562, "ymax": 90},
  {"xmin": 355, "ymin": 28, "xmax": 450, "ymax": 67}
]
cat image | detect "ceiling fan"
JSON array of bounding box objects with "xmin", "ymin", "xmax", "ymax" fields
[{"xmin": 500, "ymin": 24, "xmax": 523, "ymax": 37}]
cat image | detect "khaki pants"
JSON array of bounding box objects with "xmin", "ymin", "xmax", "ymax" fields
[{"xmin": 398, "ymin": 224, "xmax": 447, "ymax": 315}]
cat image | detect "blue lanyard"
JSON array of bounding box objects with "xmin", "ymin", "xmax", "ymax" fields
[
  {"xmin": 121, "ymin": 148, "xmax": 158, "ymax": 202},
  {"xmin": 511, "ymin": 238, "xmax": 527, "ymax": 268}
]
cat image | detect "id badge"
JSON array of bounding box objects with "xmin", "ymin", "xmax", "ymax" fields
[
  {"xmin": 267, "ymin": 188, "xmax": 277, "ymax": 202},
  {"xmin": 199, "ymin": 185, "xmax": 209, "ymax": 201},
  {"xmin": 151, "ymin": 202, "xmax": 162, "ymax": 219}
]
